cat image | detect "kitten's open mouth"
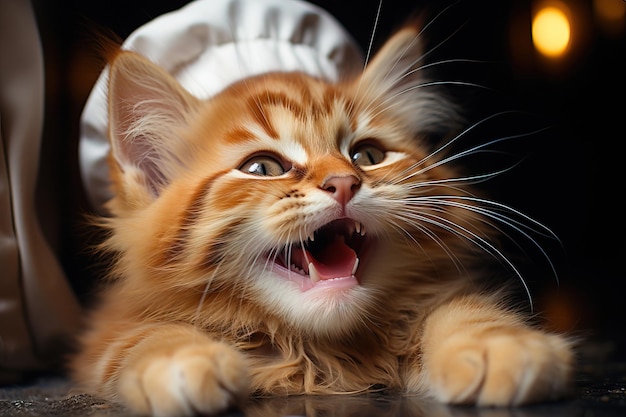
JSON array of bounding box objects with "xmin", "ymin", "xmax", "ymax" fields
[{"xmin": 272, "ymin": 218, "xmax": 368, "ymax": 292}]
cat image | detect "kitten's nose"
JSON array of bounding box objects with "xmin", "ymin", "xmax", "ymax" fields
[{"xmin": 321, "ymin": 175, "xmax": 361, "ymax": 207}]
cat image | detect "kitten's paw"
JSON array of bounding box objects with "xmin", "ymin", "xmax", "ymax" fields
[
  {"xmin": 118, "ymin": 342, "xmax": 249, "ymax": 417},
  {"xmin": 426, "ymin": 330, "xmax": 572, "ymax": 406}
]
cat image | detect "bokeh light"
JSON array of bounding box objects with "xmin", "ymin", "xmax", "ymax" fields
[
  {"xmin": 532, "ymin": 5, "xmax": 571, "ymax": 57},
  {"xmin": 594, "ymin": 0, "xmax": 626, "ymax": 36}
]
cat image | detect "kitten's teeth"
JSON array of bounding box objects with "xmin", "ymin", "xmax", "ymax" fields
[
  {"xmin": 309, "ymin": 262, "xmax": 320, "ymax": 284},
  {"xmin": 360, "ymin": 224, "xmax": 366, "ymax": 236},
  {"xmin": 354, "ymin": 221, "xmax": 361, "ymax": 235},
  {"xmin": 308, "ymin": 231, "xmax": 315, "ymax": 242},
  {"xmin": 352, "ymin": 257, "xmax": 360, "ymax": 275},
  {"xmin": 291, "ymin": 264, "xmax": 304, "ymax": 275}
]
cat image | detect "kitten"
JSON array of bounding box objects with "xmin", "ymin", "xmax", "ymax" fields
[{"xmin": 71, "ymin": 20, "xmax": 573, "ymax": 417}]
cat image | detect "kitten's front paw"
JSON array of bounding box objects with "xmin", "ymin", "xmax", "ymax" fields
[
  {"xmin": 118, "ymin": 342, "xmax": 249, "ymax": 417},
  {"xmin": 425, "ymin": 330, "xmax": 572, "ymax": 406}
]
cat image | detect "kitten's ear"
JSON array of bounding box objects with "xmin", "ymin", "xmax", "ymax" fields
[
  {"xmin": 358, "ymin": 26, "xmax": 460, "ymax": 138},
  {"xmin": 107, "ymin": 51, "xmax": 199, "ymax": 207}
]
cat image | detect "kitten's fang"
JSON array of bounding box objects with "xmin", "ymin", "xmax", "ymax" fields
[
  {"xmin": 309, "ymin": 263, "xmax": 320, "ymax": 284},
  {"xmin": 273, "ymin": 218, "xmax": 367, "ymax": 289},
  {"xmin": 352, "ymin": 257, "xmax": 360, "ymax": 275},
  {"xmin": 309, "ymin": 259, "xmax": 359, "ymax": 285}
]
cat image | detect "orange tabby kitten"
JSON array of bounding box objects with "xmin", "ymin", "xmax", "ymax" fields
[{"xmin": 71, "ymin": 23, "xmax": 573, "ymax": 417}]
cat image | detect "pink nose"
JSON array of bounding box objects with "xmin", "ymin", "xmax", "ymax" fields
[{"xmin": 321, "ymin": 175, "xmax": 361, "ymax": 206}]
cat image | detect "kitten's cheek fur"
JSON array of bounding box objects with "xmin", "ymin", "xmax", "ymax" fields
[{"xmin": 117, "ymin": 341, "xmax": 249, "ymax": 417}]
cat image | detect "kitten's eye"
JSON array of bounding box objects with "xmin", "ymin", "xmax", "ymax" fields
[
  {"xmin": 350, "ymin": 142, "xmax": 386, "ymax": 166},
  {"xmin": 238, "ymin": 154, "xmax": 288, "ymax": 176}
]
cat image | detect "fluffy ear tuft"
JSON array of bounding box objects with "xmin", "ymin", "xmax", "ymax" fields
[
  {"xmin": 107, "ymin": 51, "xmax": 200, "ymax": 207},
  {"xmin": 357, "ymin": 26, "xmax": 462, "ymax": 140}
]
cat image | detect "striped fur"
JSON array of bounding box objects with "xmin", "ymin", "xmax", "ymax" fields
[{"xmin": 72, "ymin": 26, "xmax": 573, "ymax": 416}]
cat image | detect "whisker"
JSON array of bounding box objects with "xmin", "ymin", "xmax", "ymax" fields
[
  {"xmin": 419, "ymin": 0, "xmax": 464, "ymax": 37},
  {"xmin": 354, "ymin": 0, "xmax": 463, "ymax": 117},
  {"xmin": 390, "ymin": 206, "xmax": 534, "ymax": 309},
  {"xmin": 364, "ymin": 111, "xmax": 526, "ymax": 188},
  {"xmin": 347, "ymin": 0, "xmax": 382, "ymax": 117},
  {"xmin": 408, "ymin": 127, "xmax": 549, "ymax": 180},
  {"xmin": 413, "ymin": 195, "xmax": 559, "ymax": 240},
  {"xmin": 364, "ymin": 0, "xmax": 384, "ymax": 71},
  {"xmin": 378, "ymin": 20, "xmax": 472, "ymax": 93},
  {"xmin": 365, "ymin": 80, "xmax": 492, "ymax": 123},
  {"xmin": 408, "ymin": 58, "xmax": 497, "ymax": 72},
  {"xmin": 392, "ymin": 163, "xmax": 518, "ymax": 187},
  {"xmin": 407, "ymin": 196, "xmax": 560, "ymax": 283},
  {"xmin": 194, "ymin": 264, "xmax": 221, "ymax": 324},
  {"xmin": 417, "ymin": 110, "xmax": 521, "ymax": 163}
]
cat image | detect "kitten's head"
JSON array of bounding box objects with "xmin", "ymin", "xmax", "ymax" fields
[{"xmin": 104, "ymin": 26, "xmax": 479, "ymax": 337}]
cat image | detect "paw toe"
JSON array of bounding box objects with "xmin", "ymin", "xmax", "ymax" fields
[
  {"xmin": 118, "ymin": 342, "xmax": 249, "ymax": 417},
  {"xmin": 431, "ymin": 345, "xmax": 486, "ymax": 403},
  {"xmin": 426, "ymin": 331, "xmax": 573, "ymax": 406}
]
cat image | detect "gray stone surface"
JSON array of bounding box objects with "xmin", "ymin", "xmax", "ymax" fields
[{"xmin": 1, "ymin": 363, "xmax": 625, "ymax": 417}]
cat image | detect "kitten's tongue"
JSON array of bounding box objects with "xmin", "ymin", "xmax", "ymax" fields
[{"xmin": 292, "ymin": 236, "xmax": 358, "ymax": 283}]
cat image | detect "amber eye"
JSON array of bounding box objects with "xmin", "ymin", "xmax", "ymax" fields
[
  {"xmin": 350, "ymin": 142, "xmax": 386, "ymax": 166},
  {"xmin": 239, "ymin": 154, "xmax": 288, "ymax": 176}
]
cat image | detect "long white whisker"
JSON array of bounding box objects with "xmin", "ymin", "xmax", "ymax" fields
[
  {"xmin": 379, "ymin": 202, "xmax": 481, "ymax": 278},
  {"xmin": 383, "ymin": 20, "xmax": 472, "ymax": 92},
  {"xmin": 363, "ymin": 0, "xmax": 383, "ymax": 71},
  {"xmin": 408, "ymin": 128, "xmax": 549, "ymax": 180},
  {"xmin": 408, "ymin": 196, "xmax": 560, "ymax": 283},
  {"xmin": 393, "ymin": 165, "xmax": 518, "ymax": 187},
  {"xmin": 194, "ymin": 264, "xmax": 221, "ymax": 324},
  {"xmin": 420, "ymin": 111, "xmax": 523, "ymax": 164},
  {"xmin": 355, "ymin": 1, "xmax": 463, "ymax": 117},
  {"xmin": 367, "ymin": 111, "xmax": 527, "ymax": 188},
  {"xmin": 413, "ymin": 196, "xmax": 559, "ymax": 240},
  {"xmin": 409, "ymin": 58, "xmax": 496, "ymax": 72},
  {"xmin": 365, "ymin": 80, "xmax": 492, "ymax": 122},
  {"xmin": 391, "ymin": 207, "xmax": 534, "ymax": 309},
  {"xmin": 348, "ymin": 0, "xmax": 383, "ymax": 117},
  {"xmin": 383, "ymin": 213, "xmax": 466, "ymax": 274}
]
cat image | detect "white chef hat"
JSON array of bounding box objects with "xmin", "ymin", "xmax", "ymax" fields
[{"xmin": 79, "ymin": 0, "xmax": 364, "ymax": 214}]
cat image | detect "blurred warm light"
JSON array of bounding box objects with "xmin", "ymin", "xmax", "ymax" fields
[
  {"xmin": 594, "ymin": 0, "xmax": 626, "ymax": 36},
  {"xmin": 532, "ymin": 5, "xmax": 571, "ymax": 57},
  {"xmin": 594, "ymin": 0, "xmax": 625, "ymax": 22}
]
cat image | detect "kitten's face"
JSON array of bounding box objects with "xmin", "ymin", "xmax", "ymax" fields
[{"xmin": 107, "ymin": 28, "xmax": 473, "ymax": 336}]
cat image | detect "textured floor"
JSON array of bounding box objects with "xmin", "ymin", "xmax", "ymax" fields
[{"xmin": 1, "ymin": 362, "xmax": 624, "ymax": 417}]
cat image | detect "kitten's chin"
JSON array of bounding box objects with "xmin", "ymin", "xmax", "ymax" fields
[
  {"xmin": 255, "ymin": 219, "xmax": 379, "ymax": 336},
  {"xmin": 261, "ymin": 267, "xmax": 374, "ymax": 337}
]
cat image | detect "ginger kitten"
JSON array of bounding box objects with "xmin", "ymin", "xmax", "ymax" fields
[{"xmin": 71, "ymin": 22, "xmax": 573, "ymax": 417}]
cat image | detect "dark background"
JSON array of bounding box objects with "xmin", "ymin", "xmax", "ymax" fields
[{"xmin": 31, "ymin": 0, "xmax": 625, "ymax": 359}]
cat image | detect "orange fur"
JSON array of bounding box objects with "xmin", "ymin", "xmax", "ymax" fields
[{"xmin": 71, "ymin": 25, "xmax": 574, "ymax": 416}]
